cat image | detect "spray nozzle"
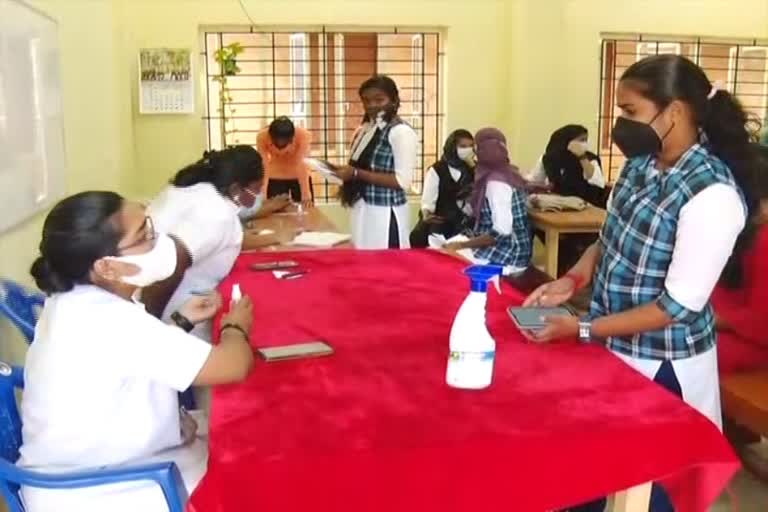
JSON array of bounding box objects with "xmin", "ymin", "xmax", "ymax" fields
[{"xmin": 464, "ymin": 264, "xmax": 504, "ymax": 293}]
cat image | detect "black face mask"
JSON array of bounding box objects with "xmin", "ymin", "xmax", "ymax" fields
[
  {"xmin": 611, "ymin": 110, "xmax": 673, "ymax": 159},
  {"xmin": 611, "ymin": 117, "xmax": 660, "ymax": 158}
]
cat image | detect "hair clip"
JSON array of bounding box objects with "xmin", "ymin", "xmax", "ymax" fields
[{"xmin": 708, "ymin": 80, "xmax": 725, "ymax": 100}]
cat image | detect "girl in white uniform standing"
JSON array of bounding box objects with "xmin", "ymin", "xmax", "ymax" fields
[
  {"xmin": 19, "ymin": 191, "xmax": 255, "ymax": 512},
  {"xmin": 333, "ymin": 75, "xmax": 419, "ymax": 249},
  {"xmin": 523, "ymin": 55, "xmax": 763, "ymax": 512}
]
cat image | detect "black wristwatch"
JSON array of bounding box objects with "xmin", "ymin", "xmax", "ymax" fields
[
  {"xmin": 578, "ymin": 316, "xmax": 592, "ymax": 344},
  {"xmin": 171, "ymin": 311, "xmax": 195, "ymax": 333}
]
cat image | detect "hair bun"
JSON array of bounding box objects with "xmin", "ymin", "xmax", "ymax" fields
[{"xmin": 30, "ymin": 256, "xmax": 73, "ymax": 295}]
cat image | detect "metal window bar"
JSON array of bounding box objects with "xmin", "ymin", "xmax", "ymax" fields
[
  {"xmin": 204, "ymin": 29, "xmax": 443, "ymax": 203},
  {"xmin": 597, "ymin": 35, "xmax": 768, "ymax": 183}
]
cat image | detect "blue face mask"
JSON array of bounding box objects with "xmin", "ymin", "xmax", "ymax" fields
[{"xmin": 235, "ymin": 189, "xmax": 264, "ymax": 220}]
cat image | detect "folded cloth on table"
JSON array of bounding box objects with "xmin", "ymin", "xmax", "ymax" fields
[{"xmin": 529, "ymin": 194, "xmax": 587, "ymax": 212}]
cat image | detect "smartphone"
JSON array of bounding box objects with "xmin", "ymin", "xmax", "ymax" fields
[
  {"xmin": 508, "ymin": 306, "xmax": 574, "ymax": 331},
  {"xmin": 257, "ymin": 341, "xmax": 334, "ymax": 362},
  {"xmin": 249, "ymin": 260, "xmax": 299, "ymax": 271}
]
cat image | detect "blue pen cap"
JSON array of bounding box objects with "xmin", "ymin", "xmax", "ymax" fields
[{"xmin": 464, "ymin": 264, "xmax": 505, "ymax": 292}]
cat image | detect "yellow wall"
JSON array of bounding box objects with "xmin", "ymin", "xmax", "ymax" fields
[
  {"xmin": 116, "ymin": 0, "xmax": 512, "ymax": 198},
  {"xmin": 0, "ymin": 0, "xmax": 131, "ymax": 364},
  {"xmin": 1, "ymin": 0, "xmax": 767, "ymax": 364},
  {"xmin": 507, "ymin": 0, "xmax": 768, "ymax": 169}
]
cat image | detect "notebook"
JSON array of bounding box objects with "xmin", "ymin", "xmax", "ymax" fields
[{"xmin": 289, "ymin": 231, "xmax": 351, "ymax": 247}]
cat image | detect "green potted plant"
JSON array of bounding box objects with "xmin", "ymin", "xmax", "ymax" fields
[{"xmin": 213, "ymin": 42, "xmax": 244, "ymax": 146}]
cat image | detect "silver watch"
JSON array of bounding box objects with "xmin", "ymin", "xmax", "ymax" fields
[{"xmin": 578, "ymin": 316, "xmax": 592, "ymax": 343}]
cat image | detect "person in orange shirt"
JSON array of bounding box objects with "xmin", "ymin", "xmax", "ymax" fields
[{"xmin": 256, "ymin": 116, "xmax": 313, "ymax": 207}]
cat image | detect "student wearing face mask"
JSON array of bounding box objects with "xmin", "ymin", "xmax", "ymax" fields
[
  {"xmin": 256, "ymin": 116, "xmax": 313, "ymax": 207},
  {"xmin": 410, "ymin": 129, "xmax": 476, "ymax": 248},
  {"xmin": 527, "ymin": 124, "xmax": 607, "ymax": 208},
  {"xmin": 19, "ymin": 191, "xmax": 255, "ymax": 512},
  {"xmin": 443, "ymin": 128, "xmax": 532, "ymax": 273},
  {"xmin": 522, "ymin": 55, "xmax": 763, "ymax": 512},
  {"xmin": 332, "ymin": 75, "xmax": 419, "ymax": 249},
  {"xmin": 144, "ymin": 146, "xmax": 293, "ymax": 331}
]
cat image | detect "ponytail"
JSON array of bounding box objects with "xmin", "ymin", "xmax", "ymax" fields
[
  {"xmin": 31, "ymin": 191, "xmax": 123, "ymax": 295},
  {"xmin": 702, "ymin": 91, "xmax": 763, "ymax": 289},
  {"xmin": 170, "ymin": 146, "xmax": 264, "ymax": 196},
  {"xmin": 621, "ymin": 55, "xmax": 766, "ymax": 288}
]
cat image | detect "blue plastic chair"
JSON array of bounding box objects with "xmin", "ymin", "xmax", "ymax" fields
[
  {"xmin": 0, "ymin": 361, "xmax": 188, "ymax": 512},
  {"xmin": 0, "ymin": 281, "xmax": 45, "ymax": 344}
]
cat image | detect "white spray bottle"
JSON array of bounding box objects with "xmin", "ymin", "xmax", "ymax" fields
[{"xmin": 446, "ymin": 264, "xmax": 504, "ymax": 390}]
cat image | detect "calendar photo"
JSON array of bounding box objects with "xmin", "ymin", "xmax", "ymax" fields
[{"xmin": 138, "ymin": 48, "xmax": 194, "ymax": 114}]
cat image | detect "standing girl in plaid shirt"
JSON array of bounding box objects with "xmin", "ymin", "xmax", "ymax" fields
[
  {"xmin": 524, "ymin": 55, "xmax": 764, "ymax": 512},
  {"xmin": 444, "ymin": 128, "xmax": 532, "ymax": 274},
  {"xmin": 332, "ymin": 75, "xmax": 418, "ymax": 249}
]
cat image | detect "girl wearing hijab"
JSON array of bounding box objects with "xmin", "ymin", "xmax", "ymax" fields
[
  {"xmin": 444, "ymin": 128, "xmax": 532, "ymax": 273},
  {"xmin": 528, "ymin": 124, "xmax": 607, "ymax": 207},
  {"xmin": 331, "ymin": 75, "xmax": 419, "ymax": 249},
  {"xmin": 410, "ymin": 129, "xmax": 475, "ymax": 248}
]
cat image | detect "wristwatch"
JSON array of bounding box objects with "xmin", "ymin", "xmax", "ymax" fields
[
  {"xmin": 171, "ymin": 311, "xmax": 195, "ymax": 333},
  {"xmin": 578, "ymin": 316, "xmax": 592, "ymax": 343}
]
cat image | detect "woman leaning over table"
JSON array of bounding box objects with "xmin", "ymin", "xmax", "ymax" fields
[{"xmin": 523, "ymin": 55, "xmax": 763, "ymax": 512}]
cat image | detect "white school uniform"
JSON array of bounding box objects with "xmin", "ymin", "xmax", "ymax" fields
[
  {"xmin": 349, "ymin": 121, "xmax": 417, "ymax": 249},
  {"xmin": 420, "ymin": 165, "xmax": 473, "ymax": 216},
  {"xmin": 149, "ymin": 183, "xmax": 244, "ymax": 341},
  {"xmin": 19, "ymin": 285, "xmax": 212, "ymax": 512},
  {"xmin": 605, "ymin": 179, "xmax": 745, "ymax": 430}
]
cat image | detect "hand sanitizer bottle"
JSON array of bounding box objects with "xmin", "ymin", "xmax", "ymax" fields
[{"xmin": 446, "ymin": 265, "xmax": 504, "ymax": 390}]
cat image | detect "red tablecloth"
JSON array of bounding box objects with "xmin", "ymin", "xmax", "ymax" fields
[{"xmin": 189, "ymin": 249, "xmax": 738, "ymax": 512}]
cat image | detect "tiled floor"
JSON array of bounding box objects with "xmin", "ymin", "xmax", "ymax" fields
[{"xmin": 712, "ymin": 469, "xmax": 768, "ymax": 511}]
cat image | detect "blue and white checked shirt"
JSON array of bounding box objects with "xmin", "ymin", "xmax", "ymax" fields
[
  {"xmin": 361, "ymin": 121, "xmax": 409, "ymax": 207},
  {"xmin": 473, "ymin": 183, "xmax": 532, "ymax": 268},
  {"xmin": 591, "ymin": 143, "xmax": 744, "ymax": 360}
]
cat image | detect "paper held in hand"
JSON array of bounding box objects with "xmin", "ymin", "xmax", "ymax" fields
[{"xmin": 305, "ymin": 158, "xmax": 343, "ymax": 184}]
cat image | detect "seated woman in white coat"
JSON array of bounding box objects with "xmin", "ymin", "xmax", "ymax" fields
[
  {"xmin": 19, "ymin": 191, "xmax": 255, "ymax": 512},
  {"xmin": 332, "ymin": 75, "xmax": 419, "ymax": 249},
  {"xmin": 143, "ymin": 146, "xmax": 293, "ymax": 332},
  {"xmin": 444, "ymin": 128, "xmax": 532, "ymax": 274}
]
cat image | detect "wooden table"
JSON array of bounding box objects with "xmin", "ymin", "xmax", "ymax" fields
[
  {"xmin": 529, "ymin": 206, "xmax": 607, "ymax": 278},
  {"xmin": 245, "ymin": 206, "xmax": 350, "ymax": 252}
]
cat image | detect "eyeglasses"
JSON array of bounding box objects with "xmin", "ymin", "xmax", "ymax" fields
[{"xmin": 117, "ymin": 216, "xmax": 157, "ymax": 253}]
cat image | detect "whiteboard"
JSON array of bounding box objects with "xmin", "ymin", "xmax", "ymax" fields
[{"xmin": 0, "ymin": 0, "xmax": 65, "ymax": 233}]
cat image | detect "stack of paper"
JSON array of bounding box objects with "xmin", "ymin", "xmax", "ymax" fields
[
  {"xmin": 290, "ymin": 231, "xmax": 351, "ymax": 248},
  {"xmin": 428, "ymin": 234, "xmax": 476, "ymax": 262},
  {"xmin": 305, "ymin": 158, "xmax": 343, "ymax": 184}
]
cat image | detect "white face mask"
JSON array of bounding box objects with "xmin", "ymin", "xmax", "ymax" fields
[
  {"xmin": 457, "ymin": 147, "xmax": 475, "ymax": 161},
  {"xmin": 236, "ymin": 189, "xmax": 264, "ymax": 220},
  {"xmin": 106, "ymin": 233, "xmax": 177, "ymax": 288}
]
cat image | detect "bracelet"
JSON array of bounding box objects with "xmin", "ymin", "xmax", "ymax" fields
[
  {"xmin": 563, "ymin": 272, "xmax": 586, "ymax": 291},
  {"xmin": 220, "ymin": 323, "xmax": 250, "ymax": 341},
  {"xmin": 171, "ymin": 311, "xmax": 195, "ymax": 333},
  {"xmin": 353, "ymin": 167, "xmax": 359, "ymax": 179}
]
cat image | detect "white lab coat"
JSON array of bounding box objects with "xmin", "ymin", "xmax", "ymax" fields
[
  {"xmin": 19, "ymin": 285, "xmax": 212, "ymax": 512},
  {"xmin": 150, "ymin": 183, "xmax": 244, "ymax": 341}
]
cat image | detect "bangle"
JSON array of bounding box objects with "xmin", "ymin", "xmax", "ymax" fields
[
  {"xmin": 171, "ymin": 311, "xmax": 194, "ymax": 333},
  {"xmin": 220, "ymin": 323, "xmax": 250, "ymax": 342},
  {"xmin": 563, "ymin": 272, "xmax": 586, "ymax": 291}
]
